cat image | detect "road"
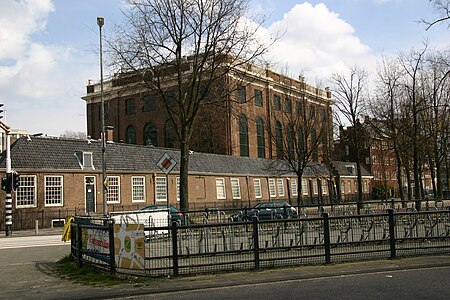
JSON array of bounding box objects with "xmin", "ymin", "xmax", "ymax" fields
[
  {"xmin": 119, "ymin": 266, "xmax": 450, "ymax": 300},
  {"xmin": 0, "ymin": 233, "xmax": 448, "ymax": 300},
  {"xmin": 0, "ymin": 234, "xmax": 68, "ymax": 250}
]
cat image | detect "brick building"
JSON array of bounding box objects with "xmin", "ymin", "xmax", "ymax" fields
[
  {"xmin": 82, "ymin": 62, "xmax": 333, "ymax": 162},
  {"xmin": 0, "ymin": 136, "xmax": 333, "ymax": 229}
]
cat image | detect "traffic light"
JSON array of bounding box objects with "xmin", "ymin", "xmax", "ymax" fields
[
  {"xmin": 12, "ymin": 172, "xmax": 20, "ymax": 191},
  {"xmin": 1, "ymin": 177, "xmax": 9, "ymax": 191},
  {"xmin": 2, "ymin": 173, "xmax": 12, "ymax": 193}
]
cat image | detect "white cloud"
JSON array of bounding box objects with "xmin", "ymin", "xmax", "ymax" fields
[
  {"xmin": 262, "ymin": 2, "xmax": 377, "ymax": 83},
  {"xmin": 0, "ymin": 0, "xmax": 92, "ymax": 135},
  {"xmin": 0, "ymin": 0, "xmax": 54, "ymax": 59},
  {"xmin": 372, "ymin": 0, "xmax": 392, "ymax": 4}
]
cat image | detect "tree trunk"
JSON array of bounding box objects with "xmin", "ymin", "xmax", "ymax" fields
[{"xmin": 179, "ymin": 143, "xmax": 190, "ymax": 211}]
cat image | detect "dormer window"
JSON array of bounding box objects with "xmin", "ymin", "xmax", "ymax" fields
[
  {"xmin": 345, "ymin": 164, "xmax": 355, "ymax": 176},
  {"xmin": 75, "ymin": 151, "xmax": 94, "ymax": 170}
]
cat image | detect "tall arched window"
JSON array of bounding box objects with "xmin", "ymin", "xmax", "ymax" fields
[
  {"xmin": 126, "ymin": 125, "xmax": 136, "ymax": 144},
  {"xmin": 298, "ymin": 127, "xmax": 304, "ymax": 160},
  {"xmin": 143, "ymin": 122, "xmax": 157, "ymax": 146},
  {"xmin": 256, "ymin": 117, "xmax": 265, "ymax": 158},
  {"xmin": 288, "ymin": 123, "xmax": 295, "ymax": 159},
  {"xmin": 165, "ymin": 120, "xmax": 177, "ymax": 148},
  {"xmin": 275, "ymin": 121, "xmax": 283, "ymax": 159},
  {"xmin": 239, "ymin": 114, "xmax": 249, "ymax": 157},
  {"xmin": 312, "ymin": 128, "xmax": 318, "ymax": 162}
]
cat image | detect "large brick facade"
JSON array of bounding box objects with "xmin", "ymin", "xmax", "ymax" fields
[{"xmin": 82, "ymin": 63, "xmax": 333, "ymax": 162}]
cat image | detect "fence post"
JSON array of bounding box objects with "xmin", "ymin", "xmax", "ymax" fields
[
  {"xmin": 70, "ymin": 221, "xmax": 74, "ymax": 257},
  {"xmin": 388, "ymin": 209, "xmax": 396, "ymax": 259},
  {"xmin": 323, "ymin": 212, "xmax": 331, "ymax": 264},
  {"xmin": 171, "ymin": 220, "xmax": 179, "ymax": 276},
  {"xmin": 108, "ymin": 221, "xmax": 116, "ymax": 275},
  {"xmin": 76, "ymin": 222, "xmax": 83, "ymax": 267},
  {"xmin": 252, "ymin": 216, "xmax": 260, "ymax": 270}
]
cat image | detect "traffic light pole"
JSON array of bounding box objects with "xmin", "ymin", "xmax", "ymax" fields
[{"xmin": 5, "ymin": 133, "xmax": 12, "ymax": 236}]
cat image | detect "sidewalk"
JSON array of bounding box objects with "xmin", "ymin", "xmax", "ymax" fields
[
  {"xmin": 1, "ymin": 228, "xmax": 449, "ymax": 299},
  {"xmin": 1, "ymin": 248, "xmax": 450, "ymax": 299},
  {"xmin": 0, "ymin": 227, "xmax": 63, "ymax": 238}
]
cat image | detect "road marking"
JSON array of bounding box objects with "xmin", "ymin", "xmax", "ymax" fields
[{"xmin": 0, "ymin": 235, "xmax": 69, "ymax": 249}]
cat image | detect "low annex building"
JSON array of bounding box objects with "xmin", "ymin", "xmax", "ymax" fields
[{"xmin": 0, "ymin": 136, "xmax": 343, "ymax": 228}]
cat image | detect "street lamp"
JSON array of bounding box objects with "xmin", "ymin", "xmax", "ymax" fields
[{"xmin": 97, "ymin": 16, "xmax": 107, "ymax": 217}]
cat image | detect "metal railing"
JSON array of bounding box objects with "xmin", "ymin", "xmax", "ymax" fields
[{"xmin": 71, "ymin": 208, "xmax": 450, "ymax": 277}]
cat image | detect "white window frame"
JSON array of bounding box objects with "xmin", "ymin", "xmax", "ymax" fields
[
  {"xmin": 51, "ymin": 219, "xmax": 65, "ymax": 227},
  {"xmin": 132, "ymin": 176, "xmax": 146, "ymax": 202},
  {"xmin": 82, "ymin": 152, "xmax": 94, "ymax": 169},
  {"xmin": 348, "ymin": 181, "xmax": 352, "ymax": 194},
  {"xmin": 302, "ymin": 179, "xmax": 309, "ymax": 196},
  {"xmin": 321, "ymin": 179, "xmax": 328, "ymax": 195},
  {"xmin": 268, "ymin": 178, "xmax": 276, "ymax": 198},
  {"xmin": 106, "ymin": 176, "xmax": 120, "ymax": 203},
  {"xmin": 215, "ymin": 178, "xmax": 226, "ymax": 200},
  {"xmin": 155, "ymin": 177, "xmax": 167, "ymax": 202},
  {"xmin": 341, "ymin": 180, "xmax": 345, "ymax": 194},
  {"xmin": 44, "ymin": 175, "xmax": 64, "ymax": 207},
  {"xmin": 291, "ymin": 179, "xmax": 298, "ymax": 196},
  {"xmin": 230, "ymin": 178, "xmax": 241, "ymax": 199},
  {"xmin": 363, "ymin": 180, "xmax": 368, "ymax": 193},
  {"xmin": 277, "ymin": 178, "xmax": 285, "ymax": 197},
  {"xmin": 253, "ymin": 179, "xmax": 262, "ymax": 198},
  {"xmin": 176, "ymin": 177, "xmax": 180, "ymax": 201},
  {"xmin": 15, "ymin": 175, "xmax": 37, "ymax": 208},
  {"xmin": 312, "ymin": 180, "xmax": 318, "ymax": 195}
]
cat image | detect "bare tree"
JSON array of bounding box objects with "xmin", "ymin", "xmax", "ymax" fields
[
  {"xmin": 420, "ymin": 50, "xmax": 450, "ymax": 201},
  {"xmin": 423, "ymin": 0, "xmax": 450, "ymax": 30},
  {"xmin": 371, "ymin": 56, "xmax": 408, "ymax": 205},
  {"xmin": 60, "ymin": 131, "xmax": 87, "ymax": 139},
  {"xmin": 330, "ymin": 66, "xmax": 369, "ymax": 213},
  {"xmin": 398, "ymin": 46, "xmax": 429, "ymax": 210},
  {"xmin": 108, "ymin": 0, "xmax": 271, "ymax": 210},
  {"xmin": 267, "ymin": 84, "xmax": 331, "ymax": 207}
]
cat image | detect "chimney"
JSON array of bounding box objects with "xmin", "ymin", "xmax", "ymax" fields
[{"xmin": 105, "ymin": 126, "xmax": 114, "ymax": 143}]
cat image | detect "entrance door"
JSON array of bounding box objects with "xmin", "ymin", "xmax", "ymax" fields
[{"xmin": 85, "ymin": 176, "xmax": 96, "ymax": 213}]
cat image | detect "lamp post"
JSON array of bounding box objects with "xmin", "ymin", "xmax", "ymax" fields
[{"xmin": 97, "ymin": 16, "xmax": 107, "ymax": 217}]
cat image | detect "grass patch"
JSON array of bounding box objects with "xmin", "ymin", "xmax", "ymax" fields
[{"xmin": 55, "ymin": 255, "xmax": 149, "ymax": 286}]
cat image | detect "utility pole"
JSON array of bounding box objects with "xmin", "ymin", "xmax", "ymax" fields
[
  {"xmin": 97, "ymin": 16, "xmax": 107, "ymax": 217},
  {"xmin": 1, "ymin": 120, "xmax": 12, "ymax": 236}
]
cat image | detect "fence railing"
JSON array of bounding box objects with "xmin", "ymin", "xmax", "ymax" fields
[{"xmin": 71, "ymin": 209, "xmax": 450, "ymax": 277}]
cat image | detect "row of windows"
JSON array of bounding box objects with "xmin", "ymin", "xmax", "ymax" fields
[
  {"xmin": 14, "ymin": 175, "xmax": 337, "ymax": 208},
  {"xmin": 16, "ymin": 176, "xmax": 64, "ymax": 208},
  {"xmin": 215, "ymin": 177, "xmax": 330, "ymax": 200},
  {"xmin": 340, "ymin": 179, "xmax": 369, "ymax": 194},
  {"xmin": 239, "ymin": 114, "xmax": 319, "ymax": 161},
  {"xmin": 98, "ymin": 96, "xmax": 157, "ymax": 121},
  {"xmin": 236, "ymin": 85, "xmax": 327, "ymax": 120},
  {"xmin": 126, "ymin": 96, "xmax": 157, "ymax": 115},
  {"xmin": 14, "ymin": 175, "xmax": 179, "ymax": 208},
  {"xmin": 125, "ymin": 121, "xmax": 176, "ymax": 147}
]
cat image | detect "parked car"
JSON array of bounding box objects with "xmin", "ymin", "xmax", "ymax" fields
[
  {"xmin": 139, "ymin": 204, "xmax": 184, "ymax": 224},
  {"xmin": 231, "ymin": 202, "xmax": 298, "ymax": 221}
]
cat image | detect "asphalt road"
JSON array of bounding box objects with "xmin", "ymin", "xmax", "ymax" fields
[
  {"xmin": 119, "ymin": 266, "xmax": 450, "ymax": 300},
  {"xmin": 0, "ymin": 233, "xmax": 449, "ymax": 300}
]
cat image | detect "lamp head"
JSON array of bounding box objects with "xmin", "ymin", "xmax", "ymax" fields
[{"xmin": 97, "ymin": 16, "xmax": 104, "ymax": 27}]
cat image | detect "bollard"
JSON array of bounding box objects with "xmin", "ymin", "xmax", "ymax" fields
[{"xmin": 35, "ymin": 219, "xmax": 39, "ymax": 235}]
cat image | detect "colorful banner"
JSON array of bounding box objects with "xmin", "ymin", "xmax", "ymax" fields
[
  {"xmin": 84, "ymin": 227, "xmax": 111, "ymax": 264},
  {"xmin": 114, "ymin": 223, "xmax": 145, "ymax": 270}
]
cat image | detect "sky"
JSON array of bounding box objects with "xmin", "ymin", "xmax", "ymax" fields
[{"xmin": 0, "ymin": 0, "xmax": 448, "ymax": 137}]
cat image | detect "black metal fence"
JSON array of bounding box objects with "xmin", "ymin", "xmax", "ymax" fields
[
  {"xmin": 71, "ymin": 209, "xmax": 450, "ymax": 277},
  {"xmin": 0, "ymin": 208, "xmax": 79, "ymax": 231}
]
